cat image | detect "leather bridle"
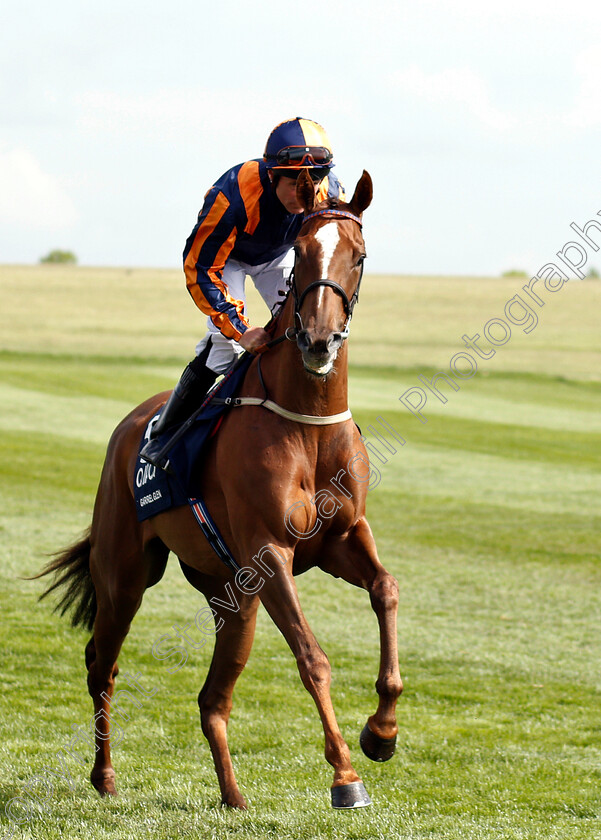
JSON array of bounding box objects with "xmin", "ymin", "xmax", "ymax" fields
[{"xmin": 287, "ymin": 208, "xmax": 366, "ymax": 342}]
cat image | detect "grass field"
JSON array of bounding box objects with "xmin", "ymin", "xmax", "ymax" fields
[{"xmin": 1, "ymin": 264, "xmax": 600, "ymax": 840}]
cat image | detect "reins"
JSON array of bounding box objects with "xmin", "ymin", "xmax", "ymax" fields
[
  {"xmin": 234, "ymin": 208, "xmax": 364, "ymax": 427},
  {"xmin": 262, "ymin": 208, "xmax": 365, "ymax": 349},
  {"xmin": 142, "ymin": 209, "xmax": 365, "ymax": 473},
  {"xmin": 290, "ymin": 209, "xmax": 365, "ymax": 340}
]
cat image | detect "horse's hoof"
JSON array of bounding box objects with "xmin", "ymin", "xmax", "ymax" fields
[
  {"xmin": 360, "ymin": 723, "xmax": 397, "ymax": 762},
  {"xmin": 91, "ymin": 771, "xmax": 117, "ymax": 797},
  {"xmin": 331, "ymin": 781, "xmax": 371, "ymax": 809},
  {"xmin": 221, "ymin": 794, "xmax": 248, "ymax": 810}
]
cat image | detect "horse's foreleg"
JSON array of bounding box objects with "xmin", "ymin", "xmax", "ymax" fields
[
  {"xmin": 321, "ymin": 517, "xmax": 403, "ymax": 762},
  {"xmin": 256, "ymin": 554, "xmax": 370, "ymax": 808}
]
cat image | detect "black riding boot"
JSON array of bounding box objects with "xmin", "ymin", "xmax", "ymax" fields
[{"xmin": 140, "ymin": 353, "xmax": 217, "ymax": 469}]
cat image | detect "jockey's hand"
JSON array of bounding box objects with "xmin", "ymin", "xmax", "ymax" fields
[{"xmin": 239, "ymin": 326, "xmax": 270, "ymax": 354}]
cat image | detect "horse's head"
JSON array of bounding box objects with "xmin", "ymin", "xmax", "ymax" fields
[{"xmin": 290, "ymin": 170, "xmax": 372, "ymax": 377}]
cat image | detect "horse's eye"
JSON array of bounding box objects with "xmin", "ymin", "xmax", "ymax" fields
[{"xmin": 356, "ymin": 254, "xmax": 366, "ymax": 267}]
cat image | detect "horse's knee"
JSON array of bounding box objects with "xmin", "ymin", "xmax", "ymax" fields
[
  {"xmin": 369, "ymin": 571, "xmax": 399, "ymax": 613},
  {"xmin": 297, "ymin": 646, "xmax": 331, "ymax": 693}
]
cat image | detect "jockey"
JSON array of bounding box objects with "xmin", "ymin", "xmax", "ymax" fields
[{"xmin": 141, "ymin": 117, "xmax": 345, "ymax": 467}]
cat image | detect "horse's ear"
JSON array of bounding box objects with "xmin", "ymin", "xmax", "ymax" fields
[
  {"xmin": 296, "ymin": 170, "xmax": 317, "ymax": 213},
  {"xmin": 349, "ymin": 170, "xmax": 373, "ymax": 216}
]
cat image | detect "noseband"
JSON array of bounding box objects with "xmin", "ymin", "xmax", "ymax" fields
[{"xmin": 287, "ymin": 209, "xmax": 365, "ymax": 341}]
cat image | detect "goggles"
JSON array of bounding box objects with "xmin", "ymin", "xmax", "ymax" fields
[{"xmin": 275, "ymin": 146, "xmax": 334, "ymax": 167}]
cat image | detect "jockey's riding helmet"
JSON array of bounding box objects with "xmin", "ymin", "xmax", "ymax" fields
[{"xmin": 264, "ymin": 118, "xmax": 335, "ymax": 178}]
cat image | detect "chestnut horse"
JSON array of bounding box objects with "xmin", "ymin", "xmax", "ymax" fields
[{"xmin": 36, "ymin": 170, "xmax": 403, "ymax": 810}]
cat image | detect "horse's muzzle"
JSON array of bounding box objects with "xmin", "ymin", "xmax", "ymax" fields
[{"xmin": 297, "ymin": 329, "xmax": 344, "ymax": 376}]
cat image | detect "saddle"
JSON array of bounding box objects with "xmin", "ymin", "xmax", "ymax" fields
[{"xmin": 133, "ymin": 353, "xmax": 254, "ymax": 523}]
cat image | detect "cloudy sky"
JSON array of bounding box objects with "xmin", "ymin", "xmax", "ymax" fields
[{"xmin": 1, "ymin": 0, "xmax": 600, "ymax": 275}]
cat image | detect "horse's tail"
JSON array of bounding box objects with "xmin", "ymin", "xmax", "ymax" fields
[{"xmin": 30, "ymin": 528, "xmax": 97, "ymax": 632}]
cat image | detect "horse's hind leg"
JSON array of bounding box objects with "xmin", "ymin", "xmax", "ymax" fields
[
  {"xmin": 85, "ymin": 515, "xmax": 155, "ymax": 795},
  {"xmin": 179, "ymin": 562, "xmax": 260, "ymax": 810},
  {"xmin": 85, "ymin": 583, "xmax": 146, "ymax": 795},
  {"xmin": 321, "ymin": 517, "xmax": 403, "ymax": 762}
]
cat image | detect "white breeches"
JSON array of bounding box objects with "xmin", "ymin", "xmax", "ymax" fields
[{"xmin": 194, "ymin": 249, "xmax": 295, "ymax": 374}]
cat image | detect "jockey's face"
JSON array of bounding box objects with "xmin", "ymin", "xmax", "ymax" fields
[{"xmin": 271, "ymin": 171, "xmax": 324, "ymax": 214}]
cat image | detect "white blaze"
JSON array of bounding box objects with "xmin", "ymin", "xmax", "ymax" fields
[
  {"xmin": 301, "ymin": 221, "xmax": 342, "ymax": 376},
  {"xmin": 314, "ymin": 223, "xmax": 340, "ymax": 278}
]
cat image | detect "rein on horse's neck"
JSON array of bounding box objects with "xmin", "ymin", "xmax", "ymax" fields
[
  {"xmin": 254, "ymin": 313, "xmax": 350, "ymax": 424},
  {"xmin": 240, "ymin": 209, "xmax": 364, "ymax": 425},
  {"xmin": 249, "ymin": 291, "xmax": 350, "ymax": 426}
]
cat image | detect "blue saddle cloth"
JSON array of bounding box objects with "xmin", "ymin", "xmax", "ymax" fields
[{"xmin": 134, "ymin": 353, "xmax": 254, "ymax": 522}]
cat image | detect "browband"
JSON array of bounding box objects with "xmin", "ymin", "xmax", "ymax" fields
[{"xmin": 302, "ymin": 208, "xmax": 363, "ymax": 227}]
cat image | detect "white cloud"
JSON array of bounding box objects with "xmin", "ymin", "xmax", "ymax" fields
[
  {"xmin": 75, "ymin": 88, "xmax": 350, "ymax": 144},
  {"xmin": 568, "ymin": 45, "xmax": 601, "ymax": 128},
  {"xmin": 420, "ymin": 0, "xmax": 598, "ymax": 23},
  {"xmin": 393, "ymin": 52, "xmax": 601, "ymax": 143},
  {"xmin": 0, "ymin": 147, "xmax": 78, "ymax": 229},
  {"xmin": 1, "ymin": 2, "xmax": 600, "ymax": 271},
  {"xmin": 394, "ymin": 65, "xmax": 516, "ymax": 133}
]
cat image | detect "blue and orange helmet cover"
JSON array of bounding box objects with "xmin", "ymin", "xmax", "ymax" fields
[{"xmin": 264, "ymin": 117, "xmax": 335, "ymax": 171}]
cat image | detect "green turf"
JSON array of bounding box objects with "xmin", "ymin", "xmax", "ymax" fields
[{"xmin": 1, "ymin": 265, "xmax": 600, "ymax": 839}]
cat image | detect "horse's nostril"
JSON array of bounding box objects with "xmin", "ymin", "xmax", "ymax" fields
[
  {"xmin": 298, "ymin": 331, "xmax": 343, "ymax": 357},
  {"xmin": 297, "ymin": 329, "xmax": 311, "ymax": 350},
  {"xmin": 327, "ymin": 333, "xmax": 343, "ymax": 351}
]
